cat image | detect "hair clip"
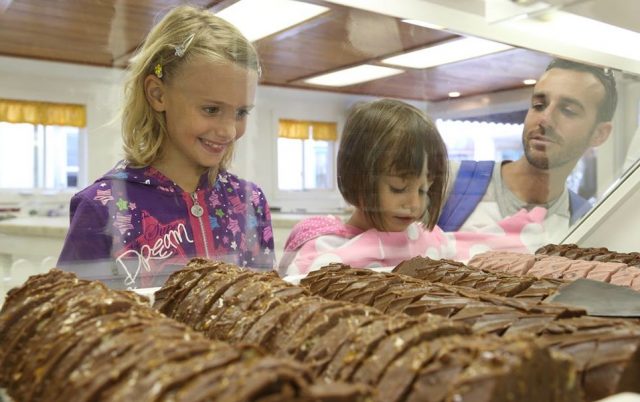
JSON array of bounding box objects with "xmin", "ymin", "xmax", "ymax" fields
[
  {"xmin": 174, "ymin": 33, "xmax": 195, "ymax": 57},
  {"xmin": 154, "ymin": 63, "xmax": 163, "ymax": 78}
]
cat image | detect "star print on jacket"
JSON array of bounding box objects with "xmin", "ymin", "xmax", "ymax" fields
[{"xmin": 58, "ymin": 160, "xmax": 275, "ymax": 289}]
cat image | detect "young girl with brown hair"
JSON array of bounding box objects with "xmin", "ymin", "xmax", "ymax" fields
[{"xmin": 280, "ymin": 98, "xmax": 547, "ymax": 276}]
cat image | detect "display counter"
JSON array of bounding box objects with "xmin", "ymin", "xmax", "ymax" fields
[
  {"xmin": 0, "ymin": 212, "xmax": 348, "ymax": 304},
  {"xmin": 0, "ymin": 213, "xmax": 345, "ymax": 264},
  {"xmin": 0, "ymin": 217, "xmax": 69, "ymax": 304}
]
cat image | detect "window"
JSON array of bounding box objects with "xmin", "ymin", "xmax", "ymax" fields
[
  {"xmin": 437, "ymin": 118, "xmax": 597, "ymax": 201},
  {"xmin": 0, "ymin": 122, "xmax": 81, "ymax": 189},
  {"xmin": 277, "ymin": 119, "xmax": 337, "ymax": 191},
  {"xmin": 0, "ymin": 99, "xmax": 85, "ymax": 190},
  {"xmin": 436, "ymin": 119, "xmax": 524, "ymax": 161}
]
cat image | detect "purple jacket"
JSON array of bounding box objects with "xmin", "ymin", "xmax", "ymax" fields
[{"xmin": 58, "ymin": 161, "xmax": 275, "ymax": 288}]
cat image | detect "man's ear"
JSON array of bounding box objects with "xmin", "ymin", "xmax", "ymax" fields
[
  {"xmin": 144, "ymin": 74, "xmax": 166, "ymax": 112},
  {"xmin": 590, "ymin": 121, "xmax": 612, "ymax": 147}
]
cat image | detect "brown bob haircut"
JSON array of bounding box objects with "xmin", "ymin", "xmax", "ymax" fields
[{"xmin": 337, "ymin": 98, "xmax": 448, "ymax": 231}]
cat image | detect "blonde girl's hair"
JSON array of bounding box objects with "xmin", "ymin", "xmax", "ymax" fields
[
  {"xmin": 337, "ymin": 99, "xmax": 449, "ymax": 231},
  {"xmin": 121, "ymin": 5, "xmax": 260, "ymax": 179}
]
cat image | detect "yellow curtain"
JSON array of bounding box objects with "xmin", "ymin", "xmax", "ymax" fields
[
  {"xmin": 0, "ymin": 99, "xmax": 87, "ymax": 128},
  {"xmin": 278, "ymin": 119, "xmax": 310, "ymax": 139},
  {"xmin": 310, "ymin": 121, "xmax": 337, "ymax": 141},
  {"xmin": 278, "ymin": 119, "xmax": 337, "ymax": 141}
]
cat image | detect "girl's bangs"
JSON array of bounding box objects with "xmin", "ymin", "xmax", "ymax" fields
[{"xmin": 383, "ymin": 132, "xmax": 427, "ymax": 177}]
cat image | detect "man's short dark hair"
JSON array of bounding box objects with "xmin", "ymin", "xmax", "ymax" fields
[{"xmin": 546, "ymin": 58, "xmax": 618, "ymax": 122}]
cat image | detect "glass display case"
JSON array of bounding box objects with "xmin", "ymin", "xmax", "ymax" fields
[{"xmin": 2, "ymin": 2, "xmax": 640, "ymax": 401}]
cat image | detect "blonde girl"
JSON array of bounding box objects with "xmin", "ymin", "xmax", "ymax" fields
[{"xmin": 59, "ymin": 5, "xmax": 274, "ymax": 288}]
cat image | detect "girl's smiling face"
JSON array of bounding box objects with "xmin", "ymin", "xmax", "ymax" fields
[
  {"xmin": 377, "ymin": 163, "xmax": 431, "ymax": 232},
  {"xmin": 146, "ymin": 55, "xmax": 258, "ymax": 177}
]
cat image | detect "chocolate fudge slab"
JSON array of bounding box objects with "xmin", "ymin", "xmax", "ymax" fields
[
  {"xmin": 1, "ymin": 267, "xmax": 373, "ymax": 402},
  {"xmin": 351, "ymin": 319, "xmax": 469, "ymax": 386},
  {"xmin": 326, "ymin": 315, "xmax": 415, "ymax": 382},
  {"xmin": 241, "ymin": 297, "xmax": 320, "ymax": 350},
  {"xmin": 302, "ymin": 314, "xmax": 379, "ymax": 376}
]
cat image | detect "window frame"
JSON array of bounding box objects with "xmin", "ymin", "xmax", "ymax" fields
[
  {"xmin": 271, "ymin": 114, "xmax": 344, "ymax": 213},
  {"xmin": 276, "ymin": 134, "xmax": 336, "ymax": 192},
  {"xmin": 0, "ymin": 121, "xmax": 87, "ymax": 193}
]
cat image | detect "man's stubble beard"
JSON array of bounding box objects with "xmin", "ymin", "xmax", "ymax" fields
[
  {"xmin": 522, "ymin": 125, "xmax": 596, "ymax": 171},
  {"xmin": 524, "ymin": 145, "xmax": 551, "ymax": 170}
]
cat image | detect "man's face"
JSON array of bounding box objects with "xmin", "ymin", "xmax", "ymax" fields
[{"xmin": 522, "ymin": 68, "xmax": 610, "ymax": 170}]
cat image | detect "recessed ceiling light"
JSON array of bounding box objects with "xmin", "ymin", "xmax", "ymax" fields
[
  {"xmin": 448, "ymin": 91, "xmax": 461, "ymax": 98},
  {"xmin": 381, "ymin": 37, "xmax": 513, "ymax": 69},
  {"xmin": 523, "ymin": 78, "xmax": 537, "ymax": 85},
  {"xmin": 216, "ymin": 0, "xmax": 329, "ymax": 42},
  {"xmin": 304, "ymin": 64, "xmax": 404, "ymax": 87},
  {"xmin": 401, "ymin": 19, "xmax": 445, "ymax": 31}
]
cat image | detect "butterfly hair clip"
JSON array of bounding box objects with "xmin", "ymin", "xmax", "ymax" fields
[{"xmin": 174, "ymin": 33, "xmax": 195, "ymax": 58}]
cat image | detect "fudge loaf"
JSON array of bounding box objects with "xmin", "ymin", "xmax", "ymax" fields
[
  {"xmin": 0, "ymin": 268, "xmax": 370, "ymax": 402},
  {"xmin": 537, "ymin": 244, "xmax": 640, "ymax": 267},
  {"xmin": 301, "ymin": 264, "xmax": 640, "ymax": 401},
  {"xmin": 155, "ymin": 258, "xmax": 581, "ymax": 402},
  {"xmin": 469, "ymin": 250, "xmax": 640, "ymax": 291},
  {"xmin": 303, "ymin": 263, "xmax": 584, "ymax": 334},
  {"xmin": 394, "ymin": 256, "xmax": 565, "ymax": 301}
]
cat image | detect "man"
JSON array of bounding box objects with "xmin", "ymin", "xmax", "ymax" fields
[{"xmin": 438, "ymin": 58, "xmax": 618, "ymax": 241}]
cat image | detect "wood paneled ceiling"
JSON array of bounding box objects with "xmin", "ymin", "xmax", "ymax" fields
[{"xmin": 0, "ymin": 0, "xmax": 552, "ymax": 102}]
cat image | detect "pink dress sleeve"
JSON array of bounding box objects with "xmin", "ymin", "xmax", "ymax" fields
[
  {"xmin": 279, "ymin": 215, "xmax": 357, "ymax": 276},
  {"xmin": 281, "ymin": 220, "xmax": 449, "ymax": 276}
]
